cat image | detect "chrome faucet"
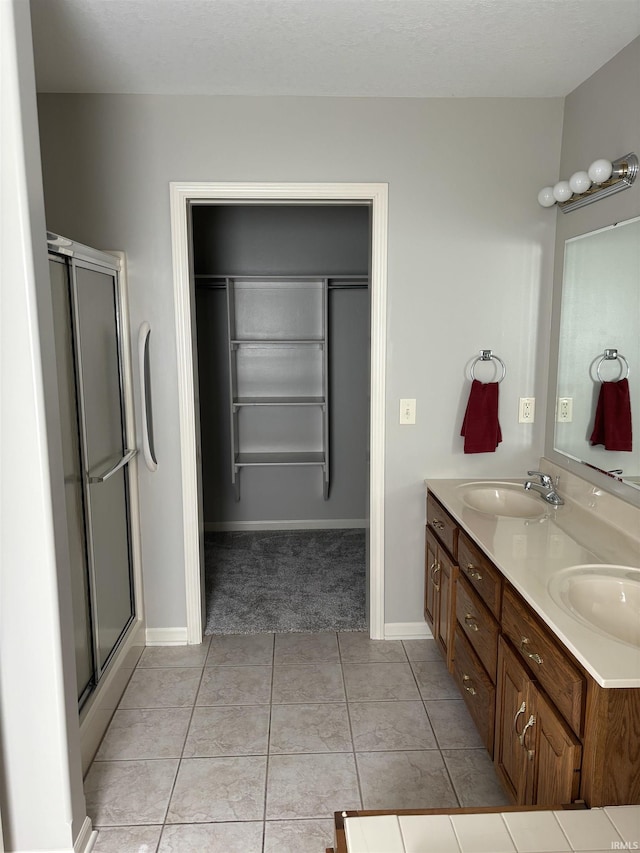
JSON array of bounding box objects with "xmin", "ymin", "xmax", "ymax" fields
[{"xmin": 524, "ymin": 470, "xmax": 564, "ymax": 506}]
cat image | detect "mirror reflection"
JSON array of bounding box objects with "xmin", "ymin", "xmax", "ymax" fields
[{"xmin": 555, "ymin": 216, "xmax": 640, "ymax": 490}]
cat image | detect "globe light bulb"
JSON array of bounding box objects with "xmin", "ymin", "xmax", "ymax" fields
[
  {"xmin": 552, "ymin": 181, "xmax": 572, "ymax": 202},
  {"xmin": 569, "ymin": 171, "xmax": 591, "ymax": 194},
  {"xmin": 588, "ymin": 159, "xmax": 613, "ymax": 184},
  {"xmin": 537, "ymin": 186, "xmax": 556, "ymax": 207}
]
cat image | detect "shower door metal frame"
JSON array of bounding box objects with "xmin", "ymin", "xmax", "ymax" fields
[
  {"xmin": 70, "ymin": 256, "xmax": 136, "ymax": 685},
  {"xmin": 49, "ymin": 245, "xmax": 138, "ymax": 699}
]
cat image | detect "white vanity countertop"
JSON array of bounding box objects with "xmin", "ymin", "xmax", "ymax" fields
[{"xmin": 425, "ymin": 478, "xmax": 640, "ymax": 688}]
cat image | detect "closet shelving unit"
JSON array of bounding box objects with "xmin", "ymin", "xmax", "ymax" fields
[{"xmin": 195, "ymin": 274, "xmax": 367, "ymax": 500}]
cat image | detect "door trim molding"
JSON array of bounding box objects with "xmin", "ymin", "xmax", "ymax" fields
[{"xmin": 169, "ymin": 181, "xmax": 388, "ymax": 642}]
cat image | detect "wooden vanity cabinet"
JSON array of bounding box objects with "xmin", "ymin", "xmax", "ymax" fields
[
  {"xmin": 425, "ymin": 528, "xmax": 457, "ymax": 667},
  {"xmin": 425, "ymin": 488, "xmax": 640, "ymax": 807},
  {"xmin": 425, "ymin": 496, "xmax": 458, "ymax": 670},
  {"xmin": 495, "ymin": 637, "xmax": 582, "ymax": 807},
  {"xmin": 501, "ymin": 586, "xmax": 585, "ymax": 737},
  {"xmin": 453, "ymin": 626, "xmax": 496, "ymax": 753}
]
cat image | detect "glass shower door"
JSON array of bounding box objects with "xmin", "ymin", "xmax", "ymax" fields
[
  {"xmin": 72, "ymin": 261, "xmax": 135, "ymax": 672},
  {"xmin": 49, "ymin": 256, "xmax": 94, "ymax": 701}
]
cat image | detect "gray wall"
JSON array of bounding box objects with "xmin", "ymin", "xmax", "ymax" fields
[
  {"xmin": 546, "ymin": 37, "xmax": 640, "ymax": 490},
  {"xmin": 37, "ymin": 94, "xmax": 563, "ymax": 630}
]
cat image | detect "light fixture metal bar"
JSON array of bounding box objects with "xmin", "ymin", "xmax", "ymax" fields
[{"xmin": 558, "ymin": 153, "xmax": 638, "ymax": 214}]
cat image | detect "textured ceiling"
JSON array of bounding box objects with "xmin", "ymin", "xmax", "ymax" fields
[{"xmin": 30, "ymin": 0, "xmax": 640, "ymax": 98}]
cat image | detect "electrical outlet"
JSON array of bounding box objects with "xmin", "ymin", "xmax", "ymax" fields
[
  {"xmin": 399, "ymin": 398, "xmax": 416, "ymax": 424},
  {"xmin": 518, "ymin": 397, "xmax": 535, "ymax": 423},
  {"xmin": 557, "ymin": 397, "xmax": 573, "ymax": 423}
]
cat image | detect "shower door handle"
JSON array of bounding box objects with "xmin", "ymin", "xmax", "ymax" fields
[{"xmin": 88, "ymin": 449, "xmax": 138, "ymax": 483}]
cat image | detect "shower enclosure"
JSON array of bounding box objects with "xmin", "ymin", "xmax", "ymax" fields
[{"xmin": 48, "ymin": 236, "xmax": 137, "ymax": 707}]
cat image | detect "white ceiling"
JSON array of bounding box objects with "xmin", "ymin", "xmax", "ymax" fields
[{"xmin": 30, "ymin": 0, "xmax": 640, "ymax": 98}]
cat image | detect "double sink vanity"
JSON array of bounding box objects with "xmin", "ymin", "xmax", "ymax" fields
[
  {"xmin": 328, "ymin": 461, "xmax": 639, "ymax": 853},
  {"xmin": 425, "ymin": 462, "xmax": 640, "ymax": 809}
]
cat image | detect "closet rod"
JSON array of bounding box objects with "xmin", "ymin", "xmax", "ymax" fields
[
  {"xmin": 194, "ymin": 273, "xmax": 368, "ymax": 280},
  {"xmin": 195, "ymin": 281, "xmax": 368, "ymax": 290},
  {"xmin": 194, "ymin": 274, "xmax": 369, "ymax": 290}
]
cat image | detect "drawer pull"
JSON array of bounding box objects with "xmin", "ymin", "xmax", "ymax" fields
[
  {"xmin": 464, "ymin": 614, "xmax": 479, "ymax": 632},
  {"xmin": 462, "ymin": 673, "xmax": 477, "ymax": 695},
  {"xmin": 432, "ymin": 562, "xmax": 441, "ymax": 591},
  {"xmin": 519, "ymin": 714, "xmax": 536, "ymax": 748},
  {"xmin": 431, "ymin": 519, "xmax": 444, "ymax": 531},
  {"xmin": 513, "ymin": 700, "xmax": 526, "ymax": 735},
  {"xmin": 465, "ymin": 563, "xmax": 483, "ymax": 581},
  {"xmin": 520, "ymin": 637, "xmax": 543, "ymax": 665}
]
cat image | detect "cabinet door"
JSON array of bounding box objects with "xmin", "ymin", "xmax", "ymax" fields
[
  {"xmin": 425, "ymin": 529, "xmax": 439, "ymax": 630},
  {"xmin": 437, "ymin": 549, "xmax": 456, "ymax": 669},
  {"xmin": 528, "ymin": 687, "xmax": 581, "ymax": 806},
  {"xmin": 494, "ymin": 638, "xmax": 530, "ymax": 804}
]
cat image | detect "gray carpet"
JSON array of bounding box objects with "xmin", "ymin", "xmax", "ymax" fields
[{"xmin": 204, "ymin": 529, "xmax": 367, "ymax": 634}]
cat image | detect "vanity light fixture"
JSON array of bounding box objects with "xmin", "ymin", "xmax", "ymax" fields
[{"xmin": 538, "ymin": 152, "xmax": 638, "ymax": 213}]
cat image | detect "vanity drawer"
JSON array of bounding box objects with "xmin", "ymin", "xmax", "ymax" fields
[
  {"xmin": 453, "ymin": 626, "xmax": 495, "ymax": 755},
  {"xmin": 502, "ymin": 585, "xmax": 585, "ymax": 737},
  {"xmin": 458, "ymin": 532, "xmax": 502, "ymax": 619},
  {"xmin": 456, "ymin": 575, "xmax": 499, "ymax": 682},
  {"xmin": 426, "ymin": 493, "xmax": 458, "ymax": 558}
]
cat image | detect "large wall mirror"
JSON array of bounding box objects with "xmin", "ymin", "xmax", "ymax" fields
[{"xmin": 549, "ymin": 216, "xmax": 639, "ymax": 501}]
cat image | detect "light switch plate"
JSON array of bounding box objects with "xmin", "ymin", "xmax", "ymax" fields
[{"xmin": 400, "ymin": 398, "xmax": 416, "ymax": 424}]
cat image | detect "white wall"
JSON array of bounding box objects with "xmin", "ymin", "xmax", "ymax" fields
[
  {"xmin": 37, "ymin": 94, "xmax": 563, "ymax": 629},
  {"xmin": 0, "ymin": 1, "xmax": 87, "ymax": 849}
]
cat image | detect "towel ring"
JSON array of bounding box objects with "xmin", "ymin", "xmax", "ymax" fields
[
  {"xmin": 595, "ymin": 349, "xmax": 630, "ymax": 382},
  {"xmin": 470, "ymin": 350, "xmax": 506, "ymax": 383}
]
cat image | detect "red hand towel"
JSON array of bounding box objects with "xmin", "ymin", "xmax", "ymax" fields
[
  {"xmin": 590, "ymin": 378, "xmax": 633, "ymax": 451},
  {"xmin": 460, "ymin": 380, "xmax": 502, "ymax": 453}
]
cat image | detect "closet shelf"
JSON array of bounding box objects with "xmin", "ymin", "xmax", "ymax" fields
[
  {"xmin": 233, "ymin": 396, "xmax": 326, "ymax": 408},
  {"xmin": 231, "ymin": 338, "xmax": 325, "ymax": 347},
  {"xmin": 227, "ymin": 276, "xmax": 330, "ymax": 501},
  {"xmin": 234, "ymin": 452, "xmax": 326, "ymax": 467}
]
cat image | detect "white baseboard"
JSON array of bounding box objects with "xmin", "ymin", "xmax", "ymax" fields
[
  {"xmin": 145, "ymin": 626, "xmax": 189, "ymax": 646},
  {"xmin": 384, "ymin": 621, "xmax": 432, "ymax": 640},
  {"xmin": 74, "ymin": 818, "xmax": 96, "ymax": 852},
  {"xmin": 205, "ymin": 519, "xmax": 368, "ymax": 532}
]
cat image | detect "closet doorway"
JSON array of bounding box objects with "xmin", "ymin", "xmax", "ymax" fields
[
  {"xmin": 171, "ymin": 184, "xmax": 387, "ymax": 642},
  {"xmin": 192, "ymin": 203, "xmax": 370, "ymax": 634}
]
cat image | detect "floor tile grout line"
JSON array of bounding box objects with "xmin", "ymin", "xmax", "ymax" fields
[
  {"xmin": 157, "ymin": 656, "xmax": 209, "ymax": 839},
  {"xmin": 261, "ymin": 633, "xmax": 276, "ymax": 849},
  {"xmin": 338, "ymin": 634, "xmax": 366, "ymax": 811},
  {"xmin": 407, "ymin": 662, "xmax": 463, "ymax": 808}
]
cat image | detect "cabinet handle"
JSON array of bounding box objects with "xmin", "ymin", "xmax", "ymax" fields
[
  {"xmin": 432, "ymin": 519, "xmax": 444, "ymax": 531},
  {"xmin": 513, "ymin": 700, "xmax": 526, "ymax": 736},
  {"xmin": 432, "ymin": 563, "xmax": 441, "ymax": 591},
  {"xmin": 519, "ymin": 714, "xmax": 536, "ymax": 748},
  {"xmin": 465, "ymin": 563, "xmax": 483, "ymax": 581},
  {"xmin": 462, "ymin": 673, "xmax": 477, "ymax": 695},
  {"xmin": 464, "ymin": 614, "xmax": 479, "ymax": 632},
  {"xmin": 520, "ymin": 637, "xmax": 543, "ymax": 665}
]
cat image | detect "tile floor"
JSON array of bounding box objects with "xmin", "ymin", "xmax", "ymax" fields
[{"xmin": 87, "ymin": 632, "xmax": 508, "ymax": 853}]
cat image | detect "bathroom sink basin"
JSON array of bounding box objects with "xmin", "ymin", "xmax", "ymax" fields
[
  {"xmin": 548, "ymin": 565, "xmax": 640, "ymax": 648},
  {"xmin": 456, "ymin": 482, "xmax": 546, "ymax": 518}
]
